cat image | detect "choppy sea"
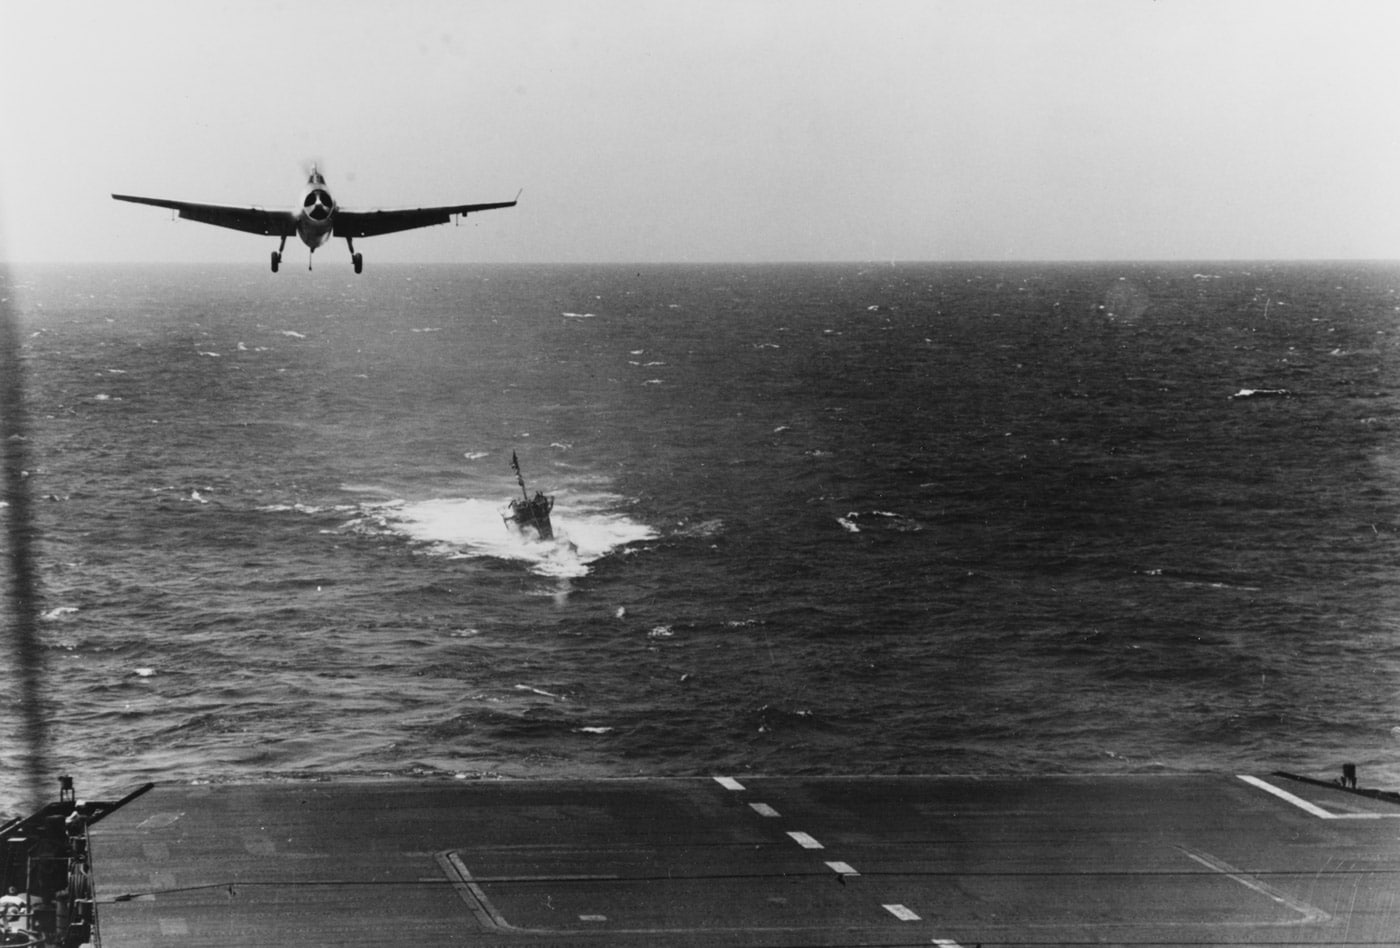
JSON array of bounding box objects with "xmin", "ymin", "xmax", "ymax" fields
[{"xmin": 3, "ymin": 260, "xmax": 1400, "ymax": 813}]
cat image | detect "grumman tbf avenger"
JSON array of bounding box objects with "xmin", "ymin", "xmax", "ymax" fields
[{"xmin": 112, "ymin": 167, "xmax": 518, "ymax": 273}]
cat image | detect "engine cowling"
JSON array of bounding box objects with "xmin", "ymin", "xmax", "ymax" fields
[{"xmin": 301, "ymin": 188, "xmax": 335, "ymax": 223}]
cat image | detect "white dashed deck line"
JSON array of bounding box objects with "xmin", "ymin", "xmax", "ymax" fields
[{"xmin": 715, "ymin": 773, "xmax": 924, "ymax": 927}]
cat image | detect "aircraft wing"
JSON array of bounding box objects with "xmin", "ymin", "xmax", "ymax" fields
[
  {"xmin": 111, "ymin": 194, "xmax": 299, "ymax": 236},
  {"xmin": 333, "ymin": 197, "xmax": 518, "ymax": 238}
]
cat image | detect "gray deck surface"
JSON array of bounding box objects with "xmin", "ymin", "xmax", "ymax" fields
[{"xmin": 89, "ymin": 773, "xmax": 1400, "ymax": 946}]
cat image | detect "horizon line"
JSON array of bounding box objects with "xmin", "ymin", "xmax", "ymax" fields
[{"xmin": 4, "ymin": 257, "xmax": 1399, "ymax": 268}]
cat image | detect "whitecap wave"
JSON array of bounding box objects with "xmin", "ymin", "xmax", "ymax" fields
[
  {"xmin": 839, "ymin": 510, "xmax": 923, "ymax": 533},
  {"xmin": 1231, "ymin": 388, "xmax": 1291, "ymax": 399},
  {"xmin": 259, "ymin": 501, "xmax": 359, "ymax": 515}
]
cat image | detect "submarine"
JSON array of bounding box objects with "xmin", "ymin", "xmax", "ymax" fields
[{"xmin": 502, "ymin": 450, "xmax": 554, "ymax": 541}]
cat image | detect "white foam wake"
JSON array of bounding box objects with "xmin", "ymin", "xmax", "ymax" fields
[{"xmin": 376, "ymin": 494, "xmax": 655, "ymax": 578}]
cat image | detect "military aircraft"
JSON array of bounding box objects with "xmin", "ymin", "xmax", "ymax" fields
[{"xmin": 112, "ymin": 167, "xmax": 518, "ymax": 273}]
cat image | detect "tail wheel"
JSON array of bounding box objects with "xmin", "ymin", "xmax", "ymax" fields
[
  {"xmin": 271, "ymin": 251, "xmax": 281, "ymax": 273},
  {"xmin": 352, "ymin": 253, "xmax": 363, "ymax": 275}
]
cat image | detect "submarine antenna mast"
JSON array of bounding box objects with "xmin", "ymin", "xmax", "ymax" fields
[{"xmin": 512, "ymin": 451, "xmax": 529, "ymax": 502}]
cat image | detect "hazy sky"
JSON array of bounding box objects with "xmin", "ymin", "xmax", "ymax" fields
[{"xmin": 2, "ymin": 0, "xmax": 1398, "ymax": 264}]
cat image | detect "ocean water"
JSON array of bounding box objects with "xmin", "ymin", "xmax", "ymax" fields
[{"xmin": 4, "ymin": 260, "xmax": 1400, "ymax": 811}]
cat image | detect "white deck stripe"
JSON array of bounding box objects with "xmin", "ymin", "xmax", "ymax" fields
[
  {"xmin": 748, "ymin": 802, "xmax": 780, "ymax": 817},
  {"xmin": 1178, "ymin": 845, "xmax": 1330, "ymax": 923},
  {"xmin": 786, "ymin": 830, "xmax": 824, "ymax": 849},
  {"xmin": 1236, "ymin": 774, "xmax": 1400, "ymax": 820},
  {"xmin": 1236, "ymin": 775, "xmax": 1336, "ymax": 818},
  {"xmin": 713, "ymin": 776, "xmax": 745, "ymax": 791},
  {"xmin": 883, "ymin": 903, "xmax": 920, "ymax": 921},
  {"xmin": 825, "ymin": 860, "xmax": 859, "ymax": 876},
  {"xmin": 932, "ymin": 940, "xmax": 963, "ymax": 948}
]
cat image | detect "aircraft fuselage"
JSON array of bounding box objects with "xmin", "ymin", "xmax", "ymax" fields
[{"xmin": 296, "ymin": 170, "xmax": 336, "ymax": 250}]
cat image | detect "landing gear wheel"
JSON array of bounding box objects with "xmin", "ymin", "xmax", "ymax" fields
[
  {"xmin": 271, "ymin": 251, "xmax": 281, "ymax": 273},
  {"xmin": 352, "ymin": 253, "xmax": 363, "ymax": 275}
]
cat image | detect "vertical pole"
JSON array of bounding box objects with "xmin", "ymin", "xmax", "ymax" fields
[{"xmin": 0, "ymin": 267, "xmax": 47, "ymax": 811}]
